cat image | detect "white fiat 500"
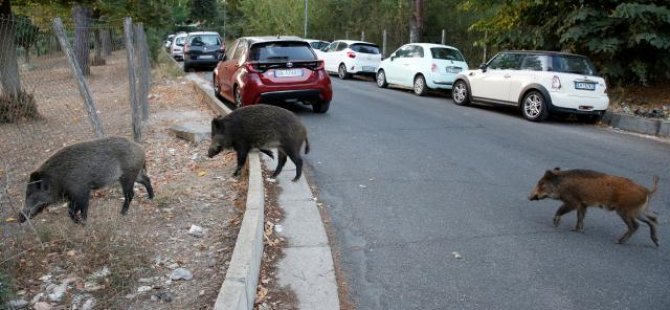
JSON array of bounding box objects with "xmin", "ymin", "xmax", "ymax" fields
[
  {"xmin": 376, "ymin": 43, "xmax": 468, "ymax": 96},
  {"xmin": 320, "ymin": 40, "xmax": 382, "ymax": 79},
  {"xmin": 452, "ymin": 50, "xmax": 609, "ymax": 122}
]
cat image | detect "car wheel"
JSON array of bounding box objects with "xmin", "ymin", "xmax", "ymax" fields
[
  {"xmin": 413, "ymin": 74, "xmax": 427, "ymax": 96},
  {"xmin": 312, "ymin": 101, "xmax": 330, "ymax": 113},
  {"xmin": 376, "ymin": 70, "xmax": 388, "ymax": 88},
  {"xmin": 521, "ymin": 90, "xmax": 549, "ymax": 122},
  {"xmin": 233, "ymin": 86, "xmax": 243, "ymax": 109},
  {"xmin": 213, "ymin": 73, "xmax": 223, "ymax": 99},
  {"xmin": 338, "ymin": 64, "xmax": 350, "ymax": 80},
  {"xmin": 183, "ymin": 62, "xmax": 191, "ymax": 72},
  {"xmin": 452, "ymin": 80, "xmax": 470, "ymax": 106}
]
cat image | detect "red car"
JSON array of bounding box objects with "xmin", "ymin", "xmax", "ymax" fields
[{"xmin": 213, "ymin": 36, "xmax": 333, "ymax": 113}]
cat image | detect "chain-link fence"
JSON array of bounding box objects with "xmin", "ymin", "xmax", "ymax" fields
[{"xmin": 0, "ymin": 14, "xmax": 150, "ymax": 284}]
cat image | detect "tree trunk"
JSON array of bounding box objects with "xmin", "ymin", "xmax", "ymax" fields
[
  {"xmin": 72, "ymin": 4, "xmax": 92, "ymax": 76},
  {"xmin": 0, "ymin": 0, "xmax": 21, "ymax": 97},
  {"xmin": 409, "ymin": 0, "xmax": 424, "ymax": 43},
  {"xmin": 91, "ymin": 28, "xmax": 105, "ymax": 66},
  {"xmin": 101, "ymin": 28, "xmax": 112, "ymax": 56}
]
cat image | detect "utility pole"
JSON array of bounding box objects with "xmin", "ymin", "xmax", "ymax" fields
[
  {"xmin": 304, "ymin": 0, "xmax": 308, "ymax": 38},
  {"xmin": 223, "ymin": 0, "xmax": 226, "ymax": 39}
]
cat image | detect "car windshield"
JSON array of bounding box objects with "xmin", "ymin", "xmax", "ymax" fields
[
  {"xmin": 430, "ymin": 47, "xmax": 465, "ymax": 61},
  {"xmin": 249, "ymin": 42, "xmax": 316, "ymax": 62},
  {"xmin": 175, "ymin": 37, "xmax": 186, "ymax": 45},
  {"xmin": 350, "ymin": 43, "xmax": 380, "ymax": 54},
  {"xmin": 550, "ymin": 54, "xmax": 599, "ymax": 76},
  {"xmin": 189, "ymin": 35, "xmax": 220, "ymax": 46}
]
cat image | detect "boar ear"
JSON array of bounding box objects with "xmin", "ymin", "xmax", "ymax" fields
[
  {"xmin": 553, "ymin": 167, "xmax": 561, "ymax": 171},
  {"xmin": 212, "ymin": 116, "xmax": 225, "ymax": 132},
  {"xmin": 544, "ymin": 170, "xmax": 557, "ymax": 178},
  {"xmin": 29, "ymin": 171, "xmax": 41, "ymax": 181}
]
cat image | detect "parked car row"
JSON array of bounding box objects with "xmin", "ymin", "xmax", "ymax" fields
[
  {"xmin": 166, "ymin": 31, "xmax": 224, "ymax": 71},
  {"xmin": 170, "ymin": 31, "xmax": 609, "ymax": 121}
]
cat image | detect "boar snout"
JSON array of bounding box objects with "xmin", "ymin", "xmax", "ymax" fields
[{"xmin": 528, "ymin": 193, "xmax": 539, "ymax": 201}]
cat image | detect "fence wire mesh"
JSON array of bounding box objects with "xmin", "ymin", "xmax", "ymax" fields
[{"xmin": 0, "ymin": 14, "xmax": 150, "ymax": 285}]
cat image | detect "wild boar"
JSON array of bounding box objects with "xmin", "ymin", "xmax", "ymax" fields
[
  {"xmin": 19, "ymin": 136, "xmax": 154, "ymax": 224},
  {"xmin": 528, "ymin": 167, "xmax": 660, "ymax": 246},
  {"xmin": 207, "ymin": 104, "xmax": 310, "ymax": 182}
]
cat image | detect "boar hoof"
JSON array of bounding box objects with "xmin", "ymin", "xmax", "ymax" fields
[
  {"xmin": 571, "ymin": 227, "xmax": 584, "ymax": 233},
  {"xmin": 552, "ymin": 216, "xmax": 561, "ymax": 227}
]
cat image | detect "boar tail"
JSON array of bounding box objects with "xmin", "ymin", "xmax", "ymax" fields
[
  {"xmin": 649, "ymin": 175, "xmax": 659, "ymax": 196},
  {"xmin": 304, "ymin": 137, "xmax": 310, "ymax": 154}
]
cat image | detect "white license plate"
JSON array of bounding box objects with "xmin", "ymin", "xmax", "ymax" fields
[
  {"xmin": 362, "ymin": 66, "xmax": 376, "ymax": 72},
  {"xmin": 198, "ymin": 55, "xmax": 214, "ymax": 59},
  {"xmin": 274, "ymin": 69, "xmax": 303, "ymax": 77},
  {"xmin": 575, "ymin": 82, "xmax": 596, "ymax": 90}
]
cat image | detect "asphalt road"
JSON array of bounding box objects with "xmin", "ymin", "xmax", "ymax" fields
[
  {"xmin": 295, "ymin": 77, "xmax": 670, "ymax": 310},
  {"xmin": 201, "ymin": 71, "xmax": 670, "ymax": 309}
]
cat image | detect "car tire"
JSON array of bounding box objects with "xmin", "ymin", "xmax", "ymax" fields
[
  {"xmin": 312, "ymin": 101, "xmax": 330, "ymax": 113},
  {"xmin": 521, "ymin": 90, "xmax": 549, "ymax": 122},
  {"xmin": 413, "ymin": 74, "xmax": 427, "ymax": 96},
  {"xmin": 213, "ymin": 73, "xmax": 223, "ymax": 100},
  {"xmin": 452, "ymin": 80, "xmax": 470, "ymax": 106},
  {"xmin": 338, "ymin": 63, "xmax": 350, "ymax": 80},
  {"xmin": 376, "ymin": 70, "xmax": 388, "ymax": 88},
  {"xmin": 183, "ymin": 62, "xmax": 191, "ymax": 72},
  {"xmin": 233, "ymin": 86, "xmax": 243, "ymax": 109}
]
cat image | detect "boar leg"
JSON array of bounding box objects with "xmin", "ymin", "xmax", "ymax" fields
[
  {"xmin": 136, "ymin": 173, "xmax": 154, "ymax": 199},
  {"xmin": 553, "ymin": 203, "xmax": 575, "ymax": 227},
  {"xmin": 616, "ymin": 212, "xmax": 639, "ymax": 245},
  {"xmin": 573, "ymin": 205, "xmax": 587, "ymax": 232},
  {"xmin": 286, "ymin": 148, "xmax": 303, "ymax": 182},
  {"xmin": 259, "ymin": 149, "xmax": 275, "ymax": 159},
  {"xmin": 233, "ymin": 147, "xmax": 249, "ymax": 177},
  {"xmin": 637, "ymin": 213, "xmax": 659, "ymax": 247},
  {"xmin": 272, "ymin": 149, "xmax": 288, "ymax": 178},
  {"xmin": 67, "ymin": 190, "xmax": 90, "ymax": 224},
  {"xmin": 120, "ymin": 174, "xmax": 137, "ymax": 215}
]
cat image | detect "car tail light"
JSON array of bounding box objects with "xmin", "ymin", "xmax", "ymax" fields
[
  {"xmin": 347, "ymin": 51, "xmax": 356, "ymax": 59},
  {"xmin": 316, "ymin": 60, "xmax": 324, "ymax": 70},
  {"xmin": 184, "ymin": 43, "xmax": 190, "ymax": 53},
  {"xmin": 551, "ymin": 75, "xmax": 561, "ymax": 90},
  {"xmin": 220, "ymin": 44, "xmax": 225, "ymax": 53},
  {"xmin": 245, "ymin": 63, "xmax": 260, "ymax": 73},
  {"xmin": 431, "ymin": 63, "xmax": 438, "ymax": 73}
]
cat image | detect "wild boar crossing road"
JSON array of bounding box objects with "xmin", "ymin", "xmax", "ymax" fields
[{"xmin": 204, "ymin": 72, "xmax": 670, "ymax": 310}]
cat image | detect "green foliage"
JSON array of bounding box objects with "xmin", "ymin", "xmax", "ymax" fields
[{"xmin": 465, "ymin": 0, "xmax": 670, "ymax": 85}]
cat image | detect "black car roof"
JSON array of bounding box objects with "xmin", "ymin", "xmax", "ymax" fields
[
  {"xmin": 243, "ymin": 36, "xmax": 305, "ymax": 44},
  {"xmin": 499, "ymin": 50, "xmax": 587, "ymax": 57}
]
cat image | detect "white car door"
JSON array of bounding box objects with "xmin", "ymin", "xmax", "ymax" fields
[
  {"xmin": 321, "ymin": 42, "xmax": 339, "ymax": 72},
  {"xmin": 470, "ymin": 52, "xmax": 521, "ymax": 103},
  {"xmin": 385, "ymin": 45, "xmax": 410, "ymax": 84}
]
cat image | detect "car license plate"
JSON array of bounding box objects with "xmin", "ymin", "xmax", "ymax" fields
[
  {"xmin": 274, "ymin": 69, "xmax": 303, "ymax": 78},
  {"xmin": 198, "ymin": 55, "xmax": 214, "ymax": 59},
  {"xmin": 446, "ymin": 66, "xmax": 462, "ymax": 73},
  {"xmin": 574, "ymin": 82, "xmax": 596, "ymax": 90},
  {"xmin": 362, "ymin": 66, "xmax": 375, "ymax": 72}
]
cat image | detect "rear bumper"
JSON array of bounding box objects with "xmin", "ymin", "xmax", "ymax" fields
[
  {"xmin": 548, "ymin": 92, "xmax": 609, "ymax": 115},
  {"xmin": 259, "ymin": 89, "xmax": 324, "ymax": 102},
  {"xmin": 184, "ymin": 57, "xmax": 218, "ymax": 67}
]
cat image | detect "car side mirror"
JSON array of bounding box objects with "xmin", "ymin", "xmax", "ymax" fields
[{"xmin": 479, "ymin": 63, "xmax": 487, "ymax": 72}]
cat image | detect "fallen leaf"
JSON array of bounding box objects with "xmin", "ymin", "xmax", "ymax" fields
[
  {"xmin": 5, "ymin": 217, "xmax": 17, "ymax": 223},
  {"xmin": 198, "ymin": 171, "xmax": 207, "ymax": 177}
]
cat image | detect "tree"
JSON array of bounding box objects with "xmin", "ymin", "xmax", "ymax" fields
[
  {"xmin": 13, "ymin": 14, "xmax": 39, "ymax": 63},
  {"xmin": 0, "ymin": 0, "xmax": 21, "ymax": 97},
  {"xmin": 409, "ymin": 0, "xmax": 424, "ymax": 43},
  {"xmin": 72, "ymin": 3, "xmax": 92, "ymax": 75}
]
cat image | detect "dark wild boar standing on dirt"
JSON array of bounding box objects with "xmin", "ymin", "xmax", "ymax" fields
[
  {"xmin": 207, "ymin": 104, "xmax": 310, "ymax": 182},
  {"xmin": 528, "ymin": 167, "xmax": 660, "ymax": 246},
  {"xmin": 19, "ymin": 136, "xmax": 154, "ymax": 224}
]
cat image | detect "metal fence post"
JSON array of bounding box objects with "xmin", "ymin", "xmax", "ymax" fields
[
  {"xmin": 441, "ymin": 29, "xmax": 445, "ymax": 45},
  {"xmin": 124, "ymin": 17, "xmax": 141, "ymax": 142},
  {"xmin": 383, "ymin": 29, "xmax": 387, "ymax": 58},
  {"xmin": 52, "ymin": 17, "xmax": 105, "ymax": 138}
]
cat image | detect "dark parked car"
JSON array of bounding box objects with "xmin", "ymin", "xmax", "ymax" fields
[
  {"xmin": 183, "ymin": 31, "xmax": 223, "ymax": 71},
  {"xmin": 212, "ymin": 36, "xmax": 333, "ymax": 113}
]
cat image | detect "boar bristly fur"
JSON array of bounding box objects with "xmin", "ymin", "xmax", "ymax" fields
[
  {"xmin": 528, "ymin": 167, "xmax": 660, "ymax": 246},
  {"xmin": 19, "ymin": 136, "xmax": 154, "ymax": 224},
  {"xmin": 207, "ymin": 104, "xmax": 310, "ymax": 182}
]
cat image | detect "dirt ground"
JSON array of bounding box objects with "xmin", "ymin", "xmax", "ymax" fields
[
  {"xmin": 609, "ymin": 83, "xmax": 670, "ymax": 120},
  {"xmin": 1, "ymin": 52, "xmax": 244, "ymax": 309}
]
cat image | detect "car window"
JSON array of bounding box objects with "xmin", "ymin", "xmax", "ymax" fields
[
  {"xmin": 520, "ymin": 55, "xmax": 544, "ymax": 71},
  {"xmin": 335, "ymin": 42, "xmax": 348, "ymax": 52},
  {"xmin": 430, "ymin": 47, "xmax": 465, "ymax": 61},
  {"xmin": 409, "ymin": 46, "xmax": 424, "ymax": 58},
  {"xmin": 249, "ymin": 42, "xmax": 316, "ymax": 62},
  {"xmin": 350, "ymin": 43, "xmax": 380, "ymax": 54},
  {"xmin": 488, "ymin": 53, "xmax": 523, "ymax": 70},
  {"xmin": 232, "ymin": 40, "xmax": 247, "ymax": 61},
  {"xmin": 174, "ymin": 36, "xmax": 186, "ymax": 46},
  {"xmin": 324, "ymin": 42, "xmax": 338, "ymax": 52},
  {"xmin": 550, "ymin": 54, "xmax": 599, "ymax": 76},
  {"xmin": 225, "ymin": 39, "xmax": 239, "ymax": 60},
  {"xmin": 310, "ymin": 41, "xmax": 328, "ymax": 50},
  {"xmin": 189, "ymin": 35, "xmax": 220, "ymax": 46}
]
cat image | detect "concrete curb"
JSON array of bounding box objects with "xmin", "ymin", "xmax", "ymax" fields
[
  {"xmin": 602, "ymin": 111, "xmax": 670, "ymax": 138},
  {"xmin": 187, "ymin": 73, "xmax": 265, "ymax": 310}
]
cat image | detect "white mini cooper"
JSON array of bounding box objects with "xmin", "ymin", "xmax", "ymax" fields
[{"xmin": 452, "ymin": 51, "xmax": 609, "ymax": 122}]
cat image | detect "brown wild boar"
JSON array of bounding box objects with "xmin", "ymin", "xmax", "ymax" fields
[
  {"xmin": 19, "ymin": 136, "xmax": 154, "ymax": 224},
  {"xmin": 207, "ymin": 104, "xmax": 310, "ymax": 181},
  {"xmin": 528, "ymin": 168, "xmax": 660, "ymax": 246}
]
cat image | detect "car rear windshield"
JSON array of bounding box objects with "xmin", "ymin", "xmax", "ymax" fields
[
  {"xmin": 189, "ymin": 35, "xmax": 220, "ymax": 46},
  {"xmin": 430, "ymin": 48, "xmax": 465, "ymax": 61},
  {"xmin": 249, "ymin": 42, "xmax": 316, "ymax": 62},
  {"xmin": 550, "ymin": 55, "xmax": 599, "ymax": 76},
  {"xmin": 350, "ymin": 43, "xmax": 380, "ymax": 54}
]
